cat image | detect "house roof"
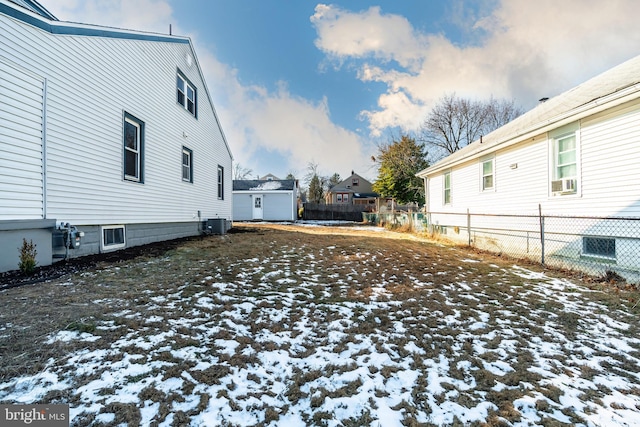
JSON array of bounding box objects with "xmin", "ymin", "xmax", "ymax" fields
[
  {"xmin": 233, "ymin": 179, "xmax": 297, "ymax": 192},
  {"xmin": 417, "ymin": 54, "xmax": 640, "ymax": 177},
  {"xmin": 7, "ymin": 0, "xmax": 56, "ymax": 20},
  {"xmin": 328, "ymin": 172, "xmax": 373, "ymax": 193}
]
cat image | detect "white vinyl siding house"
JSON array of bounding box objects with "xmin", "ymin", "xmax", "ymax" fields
[
  {"xmin": 0, "ymin": 0, "xmax": 233, "ymax": 272},
  {"xmin": 417, "ymin": 54, "xmax": 640, "ymax": 281}
]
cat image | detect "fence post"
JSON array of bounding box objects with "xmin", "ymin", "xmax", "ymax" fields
[
  {"xmin": 467, "ymin": 209, "xmax": 471, "ymax": 246},
  {"xmin": 539, "ymin": 204, "xmax": 545, "ymax": 266}
]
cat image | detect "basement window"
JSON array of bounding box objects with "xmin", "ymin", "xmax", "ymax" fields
[
  {"xmin": 582, "ymin": 237, "xmax": 615, "ymax": 259},
  {"xmin": 102, "ymin": 225, "xmax": 126, "ymax": 251}
]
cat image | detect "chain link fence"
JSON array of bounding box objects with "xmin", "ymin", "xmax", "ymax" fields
[{"xmin": 364, "ymin": 210, "xmax": 640, "ymax": 284}]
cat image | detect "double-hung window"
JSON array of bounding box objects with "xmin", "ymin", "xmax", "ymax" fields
[
  {"xmin": 217, "ymin": 165, "xmax": 224, "ymax": 199},
  {"xmin": 443, "ymin": 171, "xmax": 451, "ymax": 204},
  {"xmin": 124, "ymin": 113, "xmax": 144, "ymax": 182},
  {"xmin": 176, "ymin": 71, "xmax": 197, "ymax": 117},
  {"xmin": 481, "ymin": 157, "xmax": 494, "ymax": 191},
  {"xmin": 182, "ymin": 147, "xmax": 193, "ymax": 183},
  {"xmin": 551, "ymin": 128, "xmax": 579, "ymax": 194}
]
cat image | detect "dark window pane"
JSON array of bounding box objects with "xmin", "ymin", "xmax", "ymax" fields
[
  {"xmin": 187, "ymin": 99, "xmax": 195, "ymax": 114},
  {"xmin": 125, "ymin": 151, "xmax": 138, "ymax": 178},
  {"xmin": 584, "ymin": 238, "xmax": 615, "ymax": 257},
  {"xmin": 125, "ymin": 121, "xmax": 137, "ymax": 150},
  {"xmin": 104, "ymin": 229, "xmax": 113, "ymax": 245}
]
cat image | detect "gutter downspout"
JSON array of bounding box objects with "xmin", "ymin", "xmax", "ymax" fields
[{"xmin": 42, "ymin": 77, "xmax": 48, "ymax": 219}]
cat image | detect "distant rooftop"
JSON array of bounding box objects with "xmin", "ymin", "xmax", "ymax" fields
[{"xmin": 233, "ymin": 179, "xmax": 297, "ymax": 192}]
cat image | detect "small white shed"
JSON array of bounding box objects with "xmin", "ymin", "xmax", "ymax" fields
[{"xmin": 233, "ymin": 180, "xmax": 298, "ymax": 221}]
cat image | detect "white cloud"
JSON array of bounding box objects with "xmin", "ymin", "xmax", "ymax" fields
[{"xmin": 312, "ymin": 1, "xmax": 640, "ymax": 136}]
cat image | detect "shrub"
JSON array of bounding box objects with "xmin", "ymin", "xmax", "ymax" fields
[{"xmin": 18, "ymin": 238, "xmax": 37, "ymax": 275}]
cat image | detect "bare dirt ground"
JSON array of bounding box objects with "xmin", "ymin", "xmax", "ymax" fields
[{"xmin": 1, "ymin": 222, "xmax": 639, "ymax": 426}]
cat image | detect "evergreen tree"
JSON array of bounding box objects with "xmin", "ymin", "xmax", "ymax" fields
[
  {"xmin": 372, "ymin": 135, "xmax": 429, "ymax": 205},
  {"xmin": 328, "ymin": 173, "xmax": 341, "ymax": 189},
  {"xmin": 308, "ymin": 174, "xmax": 324, "ymax": 203}
]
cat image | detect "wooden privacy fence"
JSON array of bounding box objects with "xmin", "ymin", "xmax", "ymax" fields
[{"xmin": 302, "ymin": 203, "xmax": 371, "ymax": 221}]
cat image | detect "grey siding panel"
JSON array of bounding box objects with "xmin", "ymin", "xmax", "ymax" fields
[
  {"xmin": 233, "ymin": 194, "xmax": 253, "ymax": 221},
  {"xmin": 0, "ymin": 58, "xmax": 43, "ymax": 220},
  {"xmin": 264, "ymin": 193, "xmax": 294, "ymax": 221},
  {"xmin": 0, "ymin": 11, "xmax": 232, "ymax": 226}
]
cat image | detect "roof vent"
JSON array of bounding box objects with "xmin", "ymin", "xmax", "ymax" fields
[{"xmin": 539, "ymin": 97, "xmax": 549, "ymax": 103}]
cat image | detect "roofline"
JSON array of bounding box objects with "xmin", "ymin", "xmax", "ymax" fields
[
  {"xmin": 0, "ymin": 0, "xmax": 189, "ymax": 44},
  {"xmin": 417, "ymin": 82, "xmax": 640, "ymax": 178},
  {"xmin": 232, "ymin": 190, "xmax": 295, "ymax": 194},
  {"xmin": 186, "ymin": 41, "xmax": 234, "ymax": 161},
  {"xmin": 11, "ymin": 0, "xmax": 57, "ymax": 20}
]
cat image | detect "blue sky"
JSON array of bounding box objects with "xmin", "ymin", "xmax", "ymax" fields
[{"xmin": 43, "ymin": 0, "xmax": 640, "ymax": 182}]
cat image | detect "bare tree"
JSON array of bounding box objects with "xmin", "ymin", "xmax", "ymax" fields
[
  {"xmin": 233, "ymin": 163, "xmax": 253, "ymax": 180},
  {"xmin": 419, "ymin": 94, "xmax": 523, "ymax": 162}
]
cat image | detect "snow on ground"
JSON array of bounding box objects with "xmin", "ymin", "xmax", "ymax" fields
[{"xmin": 1, "ymin": 231, "xmax": 639, "ymax": 426}]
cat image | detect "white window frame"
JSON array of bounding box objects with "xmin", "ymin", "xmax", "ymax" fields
[
  {"xmin": 182, "ymin": 147, "xmax": 193, "ymax": 183},
  {"xmin": 443, "ymin": 170, "xmax": 451, "ymax": 205},
  {"xmin": 336, "ymin": 193, "xmax": 342, "ymax": 202},
  {"xmin": 101, "ymin": 225, "xmax": 126, "ymax": 251},
  {"xmin": 177, "ymin": 70, "xmax": 197, "ymax": 117},
  {"xmin": 217, "ymin": 165, "xmax": 224, "ymax": 199},
  {"xmin": 124, "ymin": 113, "xmax": 143, "ymax": 183},
  {"xmin": 549, "ymin": 124, "xmax": 580, "ymax": 196},
  {"xmin": 481, "ymin": 157, "xmax": 495, "ymax": 191}
]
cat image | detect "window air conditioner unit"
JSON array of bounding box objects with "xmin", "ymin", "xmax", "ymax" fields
[{"xmin": 551, "ymin": 178, "xmax": 576, "ymax": 194}]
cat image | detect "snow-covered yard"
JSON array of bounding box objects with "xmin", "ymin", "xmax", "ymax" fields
[{"xmin": 1, "ymin": 223, "xmax": 639, "ymax": 426}]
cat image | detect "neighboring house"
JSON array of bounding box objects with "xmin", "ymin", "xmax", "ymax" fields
[
  {"xmin": 416, "ymin": 54, "xmax": 640, "ymax": 279},
  {"xmin": 233, "ymin": 180, "xmax": 298, "ymax": 221},
  {"xmin": 325, "ymin": 171, "xmax": 378, "ymax": 208},
  {"xmin": 260, "ymin": 173, "xmax": 280, "ymax": 181},
  {"xmin": 0, "ymin": 0, "xmax": 233, "ymax": 273}
]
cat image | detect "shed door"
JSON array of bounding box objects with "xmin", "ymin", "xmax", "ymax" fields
[
  {"xmin": 0, "ymin": 60, "xmax": 44, "ymax": 220},
  {"xmin": 252, "ymin": 195, "xmax": 263, "ymax": 220}
]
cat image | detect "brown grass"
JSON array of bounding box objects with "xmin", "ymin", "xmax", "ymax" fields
[{"xmin": 1, "ymin": 223, "xmax": 639, "ymax": 426}]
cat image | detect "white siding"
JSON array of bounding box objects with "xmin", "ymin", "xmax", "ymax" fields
[
  {"xmin": 579, "ymin": 102, "xmax": 640, "ymax": 216},
  {"xmin": 428, "ymin": 136, "xmax": 548, "ymax": 215},
  {"xmin": 426, "ymin": 99, "xmax": 640, "ymax": 218},
  {"xmin": 0, "ymin": 11, "xmax": 232, "ymax": 225},
  {"xmin": 0, "ymin": 58, "xmax": 43, "ymax": 220}
]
